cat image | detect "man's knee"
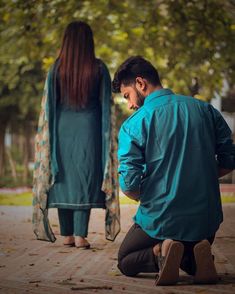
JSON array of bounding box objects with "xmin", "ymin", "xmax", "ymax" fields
[{"xmin": 117, "ymin": 256, "xmax": 138, "ymax": 277}]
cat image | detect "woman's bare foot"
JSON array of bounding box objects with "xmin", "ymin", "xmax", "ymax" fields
[
  {"xmin": 63, "ymin": 236, "xmax": 75, "ymax": 246},
  {"xmin": 75, "ymin": 236, "xmax": 90, "ymax": 249}
]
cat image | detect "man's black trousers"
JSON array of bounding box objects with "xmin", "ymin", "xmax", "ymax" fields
[{"xmin": 118, "ymin": 223, "xmax": 215, "ymax": 277}]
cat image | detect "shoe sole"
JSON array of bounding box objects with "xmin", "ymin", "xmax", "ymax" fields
[
  {"xmin": 194, "ymin": 240, "xmax": 218, "ymax": 284},
  {"xmin": 63, "ymin": 242, "xmax": 75, "ymax": 247},
  {"xmin": 155, "ymin": 241, "xmax": 184, "ymax": 286}
]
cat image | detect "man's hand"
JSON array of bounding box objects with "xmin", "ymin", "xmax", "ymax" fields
[{"xmin": 123, "ymin": 190, "xmax": 140, "ymax": 202}]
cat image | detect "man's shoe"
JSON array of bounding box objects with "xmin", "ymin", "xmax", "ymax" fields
[
  {"xmin": 155, "ymin": 239, "xmax": 184, "ymax": 286},
  {"xmin": 193, "ymin": 240, "xmax": 218, "ymax": 284}
]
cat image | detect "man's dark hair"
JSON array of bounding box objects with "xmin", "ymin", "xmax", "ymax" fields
[{"xmin": 112, "ymin": 56, "xmax": 161, "ymax": 93}]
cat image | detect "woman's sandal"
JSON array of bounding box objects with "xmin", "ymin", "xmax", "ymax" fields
[
  {"xmin": 155, "ymin": 239, "xmax": 184, "ymax": 286},
  {"xmin": 63, "ymin": 242, "xmax": 75, "ymax": 247},
  {"xmin": 75, "ymin": 243, "xmax": 91, "ymax": 249},
  {"xmin": 74, "ymin": 236, "xmax": 91, "ymax": 249},
  {"xmin": 63, "ymin": 236, "xmax": 75, "ymax": 247}
]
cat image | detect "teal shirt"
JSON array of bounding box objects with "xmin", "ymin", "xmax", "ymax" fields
[{"xmin": 118, "ymin": 89, "xmax": 235, "ymax": 241}]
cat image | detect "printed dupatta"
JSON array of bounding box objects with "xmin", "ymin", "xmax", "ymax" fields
[{"xmin": 32, "ymin": 62, "xmax": 120, "ymax": 242}]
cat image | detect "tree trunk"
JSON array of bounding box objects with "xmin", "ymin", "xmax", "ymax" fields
[
  {"xmin": 6, "ymin": 148, "xmax": 17, "ymax": 181},
  {"xmin": 0, "ymin": 125, "xmax": 6, "ymax": 177},
  {"xmin": 23, "ymin": 123, "xmax": 31, "ymax": 184}
]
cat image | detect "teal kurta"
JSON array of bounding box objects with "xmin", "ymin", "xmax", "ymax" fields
[
  {"xmin": 118, "ymin": 88, "xmax": 235, "ymax": 241},
  {"xmin": 32, "ymin": 59, "xmax": 120, "ymax": 243},
  {"xmin": 47, "ymin": 63, "xmax": 105, "ymax": 209}
]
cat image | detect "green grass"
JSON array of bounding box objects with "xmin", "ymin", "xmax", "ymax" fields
[
  {"xmin": 0, "ymin": 193, "xmax": 138, "ymax": 206},
  {"xmin": 119, "ymin": 196, "xmax": 139, "ymax": 205},
  {"xmin": 220, "ymin": 195, "xmax": 235, "ymax": 203},
  {"xmin": 0, "ymin": 193, "xmax": 234, "ymax": 206},
  {"xmin": 0, "ymin": 192, "xmax": 33, "ymax": 206}
]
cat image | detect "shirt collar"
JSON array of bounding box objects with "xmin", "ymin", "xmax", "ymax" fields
[{"xmin": 144, "ymin": 88, "xmax": 174, "ymax": 105}]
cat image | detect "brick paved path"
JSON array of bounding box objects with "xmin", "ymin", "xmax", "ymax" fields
[{"xmin": 0, "ymin": 204, "xmax": 235, "ymax": 294}]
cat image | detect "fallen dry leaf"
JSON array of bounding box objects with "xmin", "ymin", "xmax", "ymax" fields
[{"xmin": 108, "ymin": 271, "xmax": 122, "ymax": 276}]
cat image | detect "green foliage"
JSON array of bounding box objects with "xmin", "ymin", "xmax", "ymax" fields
[
  {"xmin": 115, "ymin": 98, "xmax": 133, "ymax": 129},
  {"xmin": 1, "ymin": 0, "xmax": 234, "ymax": 102}
]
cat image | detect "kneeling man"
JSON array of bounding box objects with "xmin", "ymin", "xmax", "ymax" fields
[{"xmin": 112, "ymin": 56, "xmax": 235, "ymax": 286}]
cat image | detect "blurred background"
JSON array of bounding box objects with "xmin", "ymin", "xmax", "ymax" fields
[{"xmin": 0, "ymin": 0, "xmax": 234, "ymax": 197}]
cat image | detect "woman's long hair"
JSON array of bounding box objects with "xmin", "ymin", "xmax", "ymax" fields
[{"xmin": 58, "ymin": 21, "xmax": 98, "ymax": 108}]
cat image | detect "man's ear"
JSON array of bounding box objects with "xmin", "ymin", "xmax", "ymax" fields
[{"xmin": 135, "ymin": 77, "xmax": 146, "ymax": 91}]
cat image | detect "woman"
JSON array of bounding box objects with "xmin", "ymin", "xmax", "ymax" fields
[{"xmin": 32, "ymin": 21, "xmax": 120, "ymax": 247}]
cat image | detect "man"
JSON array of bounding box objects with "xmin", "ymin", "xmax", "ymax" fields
[{"xmin": 112, "ymin": 56, "xmax": 235, "ymax": 286}]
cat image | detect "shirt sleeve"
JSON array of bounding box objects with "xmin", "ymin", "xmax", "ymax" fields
[
  {"xmin": 118, "ymin": 123, "xmax": 145, "ymax": 192},
  {"xmin": 211, "ymin": 107, "xmax": 235, "ymax": 169}
]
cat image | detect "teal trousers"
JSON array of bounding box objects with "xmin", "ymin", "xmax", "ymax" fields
[{"xmin": 58, "ymin": 208, "xmax": 91, "ymax": 237}]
